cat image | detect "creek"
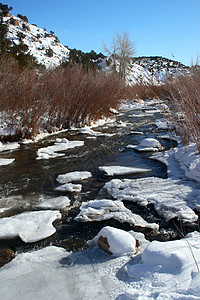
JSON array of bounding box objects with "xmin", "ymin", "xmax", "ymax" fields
[{"xmin": 0, "ymin": 102, "xmax": 197, "ymax": 256}]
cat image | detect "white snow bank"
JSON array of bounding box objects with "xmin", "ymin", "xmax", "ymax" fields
[
  {"xmin": 55, "ymin": 183, "xmax": 82, "ymax": 192},
  {"xmin": 0, "ymin": 210, "xmax": 61, "ymax": 242},
  {"xmin": 36, "ymin": 138, "xmax": 84, "ymax": 160},
  {"xmin": 88, "ymin": 226, "xmax": 137, "ymax": 256},
  {"xmin": 174, "ymin": 143, "xmax": 200, "ymax": 182},
  {"xmin": 123, "ymin": 231, "xmax": 200, "ymax": 299},
  {"xmin": 74, "ymin": 199, "xmax": 159, "ymax": 230},
  {"xmin": 98, "ymin": 166, "xmax": 151, "ymax": 176},
  {"xmin": 0, "ymin": 142, "xmax": 20, "ymax": 152},
  {"xmin": 0, "ymin": 158, "xmax": 15, "ymax": 166},
  {"xmin": 56, "ymin": 171, "xmax": 92, "ymax": 184},
  {"xmin": 127, "ymin": 138, "xmax": 164, "ymax": 152},
  {"xmin": 36, "ymin": 196, "xmax": 70, "ymax": 210},
  {"xmin": 103, "ymin": 178, "xmax": 199, "ymax": 223}
]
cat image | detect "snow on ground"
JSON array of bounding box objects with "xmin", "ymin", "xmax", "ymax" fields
[
  {"xmin": 74, "ymin": 199, "xmax": 159, "ymax": 230},
  {"xmin": 36, "ymin": 196, "xmax": 70, "ymax": 210},
  {"xmin": 174, "ymin": 143, "xmax": 200, "ymax": 183},
  {"xmin": 56, "ymin": 171, "xmax": 92, "ymax": 184},
  {"xmin": 0, "ymin": 158, "xmax": 15, "ymax": 166},
  {"xmin": 36, "ymin": 138, "xmax": 84, "ymax": 159},
  {"xmin": 121, "ymin": 231, "xmax": 200, "ymax": 299},
  {"xmin": 0, "ymin": 231, "xmax": 199, "ymax": 300},
  {"xmin": 0, "ymin": 210, "xmax": 61, "ymax": 243},
  {"xmin": 127, "ymin": 138, "xmax": 164, "ymax": 152},
  {"xmin": 98, "ymin": 165, "xmax": 152, "ymax": 176},
  {"xmin": 103, "ymin": 177, "xmax": 199, "ymax": 223}
]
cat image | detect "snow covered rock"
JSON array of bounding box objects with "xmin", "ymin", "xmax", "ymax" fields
[
  {"xmin": 0, "ymin": 210, "xmax": 61, "ymax": 243},
  {"xmin": 103, "ymin": 178, "xmax": 199, "ymax": 223},
  {"xmin": 74, "ymin": 199, "xmax": 159, "ymax": 230},
  {"xmin": 98, "ymin": 165, "xmax": 151, "ymax": 176},
  {"xmin": 127, "ymin": 138, "xmax": 164, "ymax": 152},
  {"xmin": 89, "ymin": 226, "xmax": 137, "ymax": 256}
]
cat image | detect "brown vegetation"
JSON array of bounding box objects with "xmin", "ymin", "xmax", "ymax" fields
[{"xmin": 0, "ymin": 56, "xmax": 124, "ymax": 142}]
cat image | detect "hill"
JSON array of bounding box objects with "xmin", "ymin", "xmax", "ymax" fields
[
  {"xmin": 1, "ymin": 13, "xmax": 70, "ymax": 68},
  {"xmin": 1, "ymin": 9, "xmax": 189, "ymax": 83}
]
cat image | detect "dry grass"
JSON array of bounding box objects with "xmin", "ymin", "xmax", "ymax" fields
[
  {"xmin": 0, "ymin": 56, "xmax": 124, "ymax": 141},
  {"xmin": 167, "ymin": 74, "xmax": 200, "ymax": 151}
]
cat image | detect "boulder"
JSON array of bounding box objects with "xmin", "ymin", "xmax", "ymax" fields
[
  {"xmin": 92, "ymin": 226, "xmax": 137, "ymax": 256},
  {"xmin": 0, "ymin": 248, "xmax": 15, "ymax": 268}
]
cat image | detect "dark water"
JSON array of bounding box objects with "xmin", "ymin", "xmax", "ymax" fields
[{"xmin": 1, "ymin": 105, "xmax": 197, "ymax": 256}]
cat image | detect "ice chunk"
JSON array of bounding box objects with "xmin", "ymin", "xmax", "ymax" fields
[
  {"xmin": 36, "ymin": 196, "xmax": 70, "ymax": 210},
  {"xmin": 127, "ymin": 138, "xmax": 164, "ymax": 152},
  {"xmin": 36, "ymin": 138, "xmax": 84, "ymax": 160},
  {"xmin": 56, "ymin": 171, "xmax": 92, "ymax": 184},
  {"xmin": 0, "ymin": 158, "xmax": 15, "ymax": 166},
  {"xmin": 104, "ymin": 178, "xmax": 198, "ymax": 223},
  {"xmin": 75, "ymin": 199, "xmax": 159, "ymax": 230},
  {"xmin": 99, "ymin": 165, "xmax": 151, "ymax": 176},
  {"xmin": 55, "ymin": 183, "xmax": 82, "ymax": 192},
  {"xmin": 0, "ymin": 210, "xmax": 61, "ymax": 243}
]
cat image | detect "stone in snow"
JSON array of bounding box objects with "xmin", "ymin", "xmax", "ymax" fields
[{"xmin": 88, "ymin": 226, "xmax": 137, "ymax": 256}]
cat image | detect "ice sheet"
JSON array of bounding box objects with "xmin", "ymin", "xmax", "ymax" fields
[
  {"xmin": 74, "ymin": 199, "xmax": 159, "ymax": 230},
  {"xmin": 0, "ymin": 210, "xmax": 61, "ymax": 242},
  {"xmin": 103, "ymin": 178, "xmax": 199, "ymax": 223},
  {"xmin": 98, "ymin": 166, "xmax": 151, "ymax": 176}
]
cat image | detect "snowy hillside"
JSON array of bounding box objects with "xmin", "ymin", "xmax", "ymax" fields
[
  {"xmin": 101, "ymin": 56, "xmax": 189, "ymax": 85},
  {"xmin": 2, "ymin": 13, "xmax": 188, "ymax": 82},
  {"xmin": 127, "ymin": 56, "xmax": 189, "ymax": 85},
  {"xmin": 2, "ymin": 13, "xmax": 70, "ymax": 68}
]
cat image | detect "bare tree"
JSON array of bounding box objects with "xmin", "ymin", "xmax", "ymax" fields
[{"xmin": 103, "ymin": 31, "xmax": 136, "ymax": 82}]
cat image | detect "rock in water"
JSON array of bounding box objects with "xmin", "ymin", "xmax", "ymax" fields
[
  {"xmin": 97, "ymin": 235, "xmax": 113, "ymax": 255},
  {"xmin": 0, "ymin": 248, "xmax": 15, "ymax": 268}
]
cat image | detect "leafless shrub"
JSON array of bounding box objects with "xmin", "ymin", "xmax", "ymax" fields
[
  {"xmin": 0, "ymin": 57, "xmax": 124, "ymax": 141},
  {"xmin": 167, "ymin": 74, "xmax": 200, "ymax": 151}
]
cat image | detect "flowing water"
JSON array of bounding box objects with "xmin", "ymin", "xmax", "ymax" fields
[{"xmin": 1, "ymin": 104, "xmax": 197, "ymax": 256}]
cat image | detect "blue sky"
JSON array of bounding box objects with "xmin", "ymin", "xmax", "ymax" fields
[{"xmin": 4, "ymin": 0, "xmax": 200, "ymax": 66}]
